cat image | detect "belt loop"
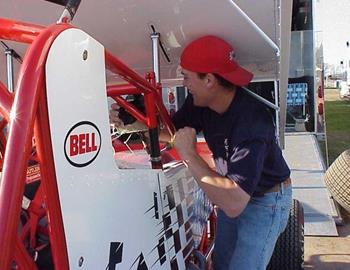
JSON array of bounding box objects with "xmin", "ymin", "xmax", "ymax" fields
[{"xmin": 280, "ymin": 182, "xmax": 284, "ymax": 195}]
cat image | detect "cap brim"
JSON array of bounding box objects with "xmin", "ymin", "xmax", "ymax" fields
[{"xmin": 219, "ymin": 66, "xmax": 253, "ymax": 87}]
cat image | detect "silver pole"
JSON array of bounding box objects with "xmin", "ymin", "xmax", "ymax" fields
[
  {"xmin": 5, "ymin": 49, "xmax": 14, "ymax": 92},
  {"xmin": 274, "ymin": 80, "xmax": 280, "ymax": 142},
  {"xmin": 242, "ymin": 86, "xmax": 280, "ymax": 111},
  {"xmin": 151, "ymin": 32, "xmax": 160, "ymax": 83},
  {"xmin": 229, "ymin": 0, "xmax": 280, "ymax": 56}
]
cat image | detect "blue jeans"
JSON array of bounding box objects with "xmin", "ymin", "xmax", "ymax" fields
[{"xmin": 213, "ymin": 185, "xmax": 292, "ymax": 270}]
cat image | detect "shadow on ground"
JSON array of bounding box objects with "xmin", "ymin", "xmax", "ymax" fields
[
  {"xmin": 305, "ymin": 257, "xmax": 350, "ymax": 269},
  {"xmin": 305, "ymin": 206, "xmax": 350, "ymax": 269},
  {"xmin": 338, "ymin": 207, "xmax": 350, "ymax": 237}
]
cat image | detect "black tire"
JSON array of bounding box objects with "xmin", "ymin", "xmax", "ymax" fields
[
  {"xmin": 267, "ymin": 199, "xmax": 304, "ymax": 270},
  {"xmin": 324, "ymin": 149, "xmax": 350, "ymax": 213}
]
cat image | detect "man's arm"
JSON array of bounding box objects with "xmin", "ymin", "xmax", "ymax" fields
[{"xmin": 174, "ymin": 127, "xmax": 250, "ymax": 218}]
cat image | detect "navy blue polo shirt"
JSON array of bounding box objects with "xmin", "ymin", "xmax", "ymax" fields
[{"xmin": 172, "ymin": 89, "xmax": 290, "ymax": 195}]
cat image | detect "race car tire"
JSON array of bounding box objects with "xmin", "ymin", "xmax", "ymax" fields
[
  {"xmin": 267, "ymin": 199, "xmax": 304, "ymax": 270},
  {"xmin": 324, "ymin": 149, "xmax": 350, "ymax": 213}
]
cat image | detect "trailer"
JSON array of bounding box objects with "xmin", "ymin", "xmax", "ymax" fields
[{"xmin": 0, "ymin": 1, "xmax": 306, "ymax": 269}]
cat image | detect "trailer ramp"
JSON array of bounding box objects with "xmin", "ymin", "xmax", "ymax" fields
[{"xmin": 284, "ymin": 133, "xmax": 338, "ymax": 236}]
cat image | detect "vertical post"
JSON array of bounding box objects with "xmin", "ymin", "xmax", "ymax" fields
[
  {"xmin": 302, "ymin": 84, "xmax": 306, "ymax": 117},
  {"xmin": 279, "ymin": 0, "xmax": 293, "ymax": 148},
  {"xmin": 311, "ymin": 0, "xmax": 318, "ymax": 134},
  {"xmin": 5, "ymin": 49, "xmax": 14, "ymax": 92},
  {"xmin": 346, "ymin": 42, "xmax": 350, "ymax": 85},
  {"xmin": 151, "ymin": 32, "xmax": 160, "ymax": 84},
  {"xmin": 274, "ymin": 81, "xmax": 280, "ymax": 144},
  {"xmin": 146, "ymin": 72, "xmax": 162, "ymax": 169},
  {"xmin": 150, "ymin": 33, "xmax": 162, "ymax": 168}
]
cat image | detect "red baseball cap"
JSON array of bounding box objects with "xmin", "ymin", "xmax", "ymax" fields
[{"xmin": 180, "ymin": 35, "xmax": 253, "ymax": 86}]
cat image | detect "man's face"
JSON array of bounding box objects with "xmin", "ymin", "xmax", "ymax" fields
[{"xmin": 181, "ymin": 69, "xmax": 211, "ymax": 107}]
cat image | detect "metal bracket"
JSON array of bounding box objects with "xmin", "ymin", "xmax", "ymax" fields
[{"xmin": 57, "ymin": 0, "xmax": 81, "ymax": 23}]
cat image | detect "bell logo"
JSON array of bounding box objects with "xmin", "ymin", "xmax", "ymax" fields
[
  {"xmin": 70, "ymin": 133, "xmax": 98, "ymax": 156},
  {"xmin": 64, "ymin": 121, "xmax": 101, "ymax": 167}
]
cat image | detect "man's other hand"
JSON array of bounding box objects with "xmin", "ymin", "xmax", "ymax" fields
[{"xmin": 174, "ymin": 127, "xmax": 197, "ymax": 160}]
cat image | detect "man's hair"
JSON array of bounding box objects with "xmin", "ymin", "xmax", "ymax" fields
[{"xmin": 197, "ymin": 73, "xmax": 236, "ymax": 89}]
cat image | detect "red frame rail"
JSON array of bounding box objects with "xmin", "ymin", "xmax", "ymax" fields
[
  {"xmin": 0, "ymin": 21, "xmax": 73, "ymax": 270},
  {"xmin": 0, "ymin": 18, "xmax": 45, "ymax": 44}
]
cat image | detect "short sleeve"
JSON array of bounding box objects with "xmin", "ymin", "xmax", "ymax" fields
[{"xmin": 226, "ymin": 139, "xmax": 267, "ymax": 195}]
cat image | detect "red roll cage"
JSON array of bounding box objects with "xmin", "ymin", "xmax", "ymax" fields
[{"xmin": 0, "ymin": 18, "xmax": 179, "ymax": 269}]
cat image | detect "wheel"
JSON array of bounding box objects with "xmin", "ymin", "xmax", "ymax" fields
[
  {"xmin": 267, "ymin": 199, "xmax": 304, "ymax": 270},
  {"xmin": 324, "ymin": 149, "xmax": 350, "ymax": 213}
]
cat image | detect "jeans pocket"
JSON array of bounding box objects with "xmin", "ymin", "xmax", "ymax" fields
[
  {"xmin": 250, "ymin": 193, "xmax": 278, "ymax": 208},
  {"xmin": 278, "ymin": 208, "xmax": 289, "ymax": 233},
  {"xmin": 279, "ymin": 198, "xmax": 292, "ymax": 233}
]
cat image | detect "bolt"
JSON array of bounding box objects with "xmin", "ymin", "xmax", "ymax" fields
[
  {"xmin": 83, "ymin": 50, "xmax": 88, "ymax": 61},
  {"xmin": 78, "ymin": 256, "xmax": 84, "ymax": 267}
]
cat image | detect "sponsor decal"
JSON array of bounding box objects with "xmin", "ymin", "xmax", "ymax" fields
[
  {"xmin": 64, "ymin": 121, "xmax": 101, "ymax": 167},
  {"xmin": 26, "ymin": 164, "xmax": 41, "ymax": 183}
]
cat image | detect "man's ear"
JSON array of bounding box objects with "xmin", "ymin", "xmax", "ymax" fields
[{"xmin": 206, "ymin": 73, "xmax": 217, "ymax": 89}]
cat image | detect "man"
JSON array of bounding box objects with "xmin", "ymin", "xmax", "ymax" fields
[
  {"xmin": 111, "ymin": 35, "xmax": 292, "ymax": 270},
  {"xmin": 171, "ymin": 36, "xmax": 292, "ymax": 270}
]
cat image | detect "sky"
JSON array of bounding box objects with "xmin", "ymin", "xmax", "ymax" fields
[{"xmin": 321, "ymin": 0, "xmax": 350, "ymax": 65}]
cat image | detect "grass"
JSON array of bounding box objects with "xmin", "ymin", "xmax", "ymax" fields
[{"xmin": 324, "ymin": 96, "xmax": 350, "ymax": 165}]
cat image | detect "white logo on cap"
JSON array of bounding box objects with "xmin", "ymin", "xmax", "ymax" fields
[{"xmin": 229, "ymin": 51, "xmax": 236, "ymax": 61}]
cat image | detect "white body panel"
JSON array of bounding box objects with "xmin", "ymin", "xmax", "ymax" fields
[
  {"xmin": 46, "ymin": 28, "xmax": 164, "ymax": 269},
  {"xmin": 1, "ymin": 0, "xmax": 290, "ymax": 83},
  {"xmin": 45, "ymin": 29, "xmax": 201, "ymax": 269}
]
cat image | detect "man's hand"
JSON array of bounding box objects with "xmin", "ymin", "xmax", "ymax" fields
[
  {"xmin": 110, "ymin": 102, "xmax": 148, "ymax": 137},
  {"xmin": 174, "ymin": 127, "xmax": 197, "ymax": 160},
  {"xmin": 109, "ymin": 103, "xmax": 124, "ymax": 128}
]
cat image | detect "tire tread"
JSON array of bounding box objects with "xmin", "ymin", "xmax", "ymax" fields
[{"xmin": 267, "ymin": 199, "xmax": 304, "ymax": 270}]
